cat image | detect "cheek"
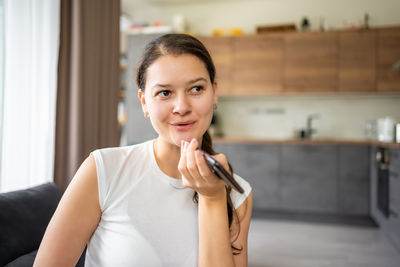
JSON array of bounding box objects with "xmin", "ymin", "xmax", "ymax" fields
[
  {"xmin": 149, "ymin": 102, "xmax": 169, "ymax": 122},
  {"xmin": 196, "ymin": 100, "xmax": 214, "ymax": 120},
  {"xmin": 148, "ymin": 104, "xmax": 169, "ymax": 136}
]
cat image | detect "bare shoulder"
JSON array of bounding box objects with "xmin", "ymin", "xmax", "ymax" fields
[
  {"xmin": 34, "ymin": 154, "xmax": 101, "ymax": 266},
  {"xmin": 65, "ymin": 153, "xmax": 99, "ymax": 201}
]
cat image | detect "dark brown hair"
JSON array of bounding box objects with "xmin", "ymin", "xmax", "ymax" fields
[{"xmin": 136, "ymin": 33, "xmax": 242, "ymax": 255}]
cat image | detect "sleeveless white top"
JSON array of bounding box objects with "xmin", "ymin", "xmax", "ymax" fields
[{"xmin": 84, "ymin": 139, "xmax": 252, "ymax": 267}]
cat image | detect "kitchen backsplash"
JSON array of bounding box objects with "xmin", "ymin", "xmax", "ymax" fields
[{"xmin": 215, "ymin": 94, "xmax": 400, "ymax": 140}]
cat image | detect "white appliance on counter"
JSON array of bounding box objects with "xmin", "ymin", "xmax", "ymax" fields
[{"xmin": 377, "ymin": 117, "xmax": 395, "ymax": 142}]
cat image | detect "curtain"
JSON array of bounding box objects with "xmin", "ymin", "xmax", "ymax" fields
[
  {"xmin": 0, "ymin": 0, "xmax": 4, "ymax": 185},
  {"xmin": 54, "ymin": 0, "xmax": 120, "ymax": 191},
  {"xmin": 0, "ymin": 0, "xmax": 60, "ymax": 192}
]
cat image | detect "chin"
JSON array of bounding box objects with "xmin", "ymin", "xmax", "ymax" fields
[{"xmin": 172, "ymin": 133, "xmax": 203, "ymax": 147}]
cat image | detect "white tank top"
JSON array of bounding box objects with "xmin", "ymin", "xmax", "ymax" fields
[{"xmin": 85, "ymin": 139, "xmax": 252, "ymax": 267}]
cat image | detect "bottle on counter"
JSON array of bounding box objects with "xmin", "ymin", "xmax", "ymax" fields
[{"xmin": 301, "ymin": 17, "xmax": 310, "ymax": 31}]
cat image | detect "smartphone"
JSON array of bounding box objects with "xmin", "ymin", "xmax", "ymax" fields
[{"xmin": 198, "ymin": 150, "xmax": 244, "ymax": 194}]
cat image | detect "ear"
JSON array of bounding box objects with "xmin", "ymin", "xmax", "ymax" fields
[
  {"xmin": 138, "ymin": 89, "xmax": 148, "ymax": 114},
  {"xmin": 212, "ymin": 81, "xmax": 218, "ymax": 105}
]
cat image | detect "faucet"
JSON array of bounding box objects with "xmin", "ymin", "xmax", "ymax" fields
[{"xmin": 305, "ymin": 113, "xmax": 320, "ymax": 138}]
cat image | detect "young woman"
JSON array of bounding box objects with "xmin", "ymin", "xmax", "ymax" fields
[{"xmin": 34, "ymin": 34, "xmax": 253, "ymax": 267}]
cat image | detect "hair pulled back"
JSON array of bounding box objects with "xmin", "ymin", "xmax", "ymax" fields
[
  {"xmin": 136, "ymin": 33, "xmax": 215, "ymax": 91},
  {"xmin": 136, "ymin": 34, "xmax": 242, "ymax": 255}
]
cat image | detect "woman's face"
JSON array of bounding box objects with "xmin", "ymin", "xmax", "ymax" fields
[{"xmin": 139, "ymin": 53, "xmax": 218, "ymax": 147}]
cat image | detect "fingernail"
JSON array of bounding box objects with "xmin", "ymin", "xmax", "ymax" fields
[{"xmin": 190, "ymin": 138, "xmax": 196, "ymax": 144}]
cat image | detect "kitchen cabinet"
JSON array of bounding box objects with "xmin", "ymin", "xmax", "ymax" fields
[
  {"xmin": 337, "ymin": 145, "xmax": 370, "ymax": 215},
  {"xmin": 388, "ymin": 148, "xmax": 400, "ymax": 250},
  {"xmin": 198, "ymin": 36, "xmax": 233, "ymax": 96},
  {"xmin": 338, "ymin": 30, "xmax": 376, "ymax": 92},
  {"xmin": 198, "ymin": 26, "xmax": 400, "ymax": 95},
  {"xmin": 215, "ymin": 141, "xmax": 375, "ymax": 217},
  {"xmin": 232, "ymin": 35, "xmax": 283, "ymax": 95},
  {"xmin": 377, "ymin": 27, "xmax": 400, "ymax": 92},
  {"xmin": 283, "ymin": 32, "xmax": 338, "ymax": 93},
  {"xmin": 280, "ymin": 144, "xmax": 337, "ymax": 213},
  {"xmin": 214, "ymin": 143, "xmax": 280, "ymax": 210},
  {"xmin": 369, "ymin": 146, "xmax": 379, "ymax": 219},
  {"xmin": 370, "ymin": 146, "xmax": 400, "ymax": 251}
]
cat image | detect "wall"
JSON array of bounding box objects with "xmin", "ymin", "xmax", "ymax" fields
[
  {"xmin": 216, "ymin": 94, "xmax": 400, "ymax": 140},
  {"xmin": 122, "ymin": 0, "xmax": 400, "ymax": 35}
]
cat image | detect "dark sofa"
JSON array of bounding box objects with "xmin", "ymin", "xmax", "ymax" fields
[{"xmin": 0, "ymin": 182, "xmax": 85, "ymax": 266}]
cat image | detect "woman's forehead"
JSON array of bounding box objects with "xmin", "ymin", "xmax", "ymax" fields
[{"xmin": 145, "ymin": 54, "xmax": 210, "ymax": 87}]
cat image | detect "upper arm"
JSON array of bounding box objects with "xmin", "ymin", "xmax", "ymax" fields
[
  {"xmin": 34, "ymin": 154, "xmax": 101, "ymax": 267},
  {"xmin": 232, "ymin": 191, "xmax": 253, "ymax": 267}
]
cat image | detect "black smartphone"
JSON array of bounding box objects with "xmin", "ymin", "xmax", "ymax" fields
[{"xmin": 198, "ymin": 150, "xmax": 244, "ymax": 194}]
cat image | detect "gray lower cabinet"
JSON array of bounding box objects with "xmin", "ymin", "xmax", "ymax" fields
[
  {"xmin": 214, "ymin": 141, "xmax": 373, "ymax": 216},
  {"xmin": 280, "ymin": 145, "xmax": 337, "ymax": 213},
  {"xmin": 214, "ymin": 143, "xmax": 280, "ymax": 210},
  {"xmin": 370, "ymin": 146, "xmax": 400, "ymax": 252},
  {"xmin": 388, "ymin": 148, "xmax": 400, "ymax": 250},
  {"xmin": 337, "ymin": 145, "xmax": 370, "ymax": 215},
  {"xmin": 370, "ymin": 146, "xmax": 379, "ymax": 219}
]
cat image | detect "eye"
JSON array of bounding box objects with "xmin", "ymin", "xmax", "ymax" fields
[
  {"xmin": 157, "ymin": 90, "xmax": 171, "ymax": 98},
  {"xmin": 190, "ymin": 85, "xmax": 204, "ymax": 94}
]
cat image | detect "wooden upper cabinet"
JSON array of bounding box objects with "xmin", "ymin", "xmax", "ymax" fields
[
  {"xmin": 377, "ymin": 27, "xmax": 400, "ymax": 92},
  {"xmin": 338, "ymin": 30, "xmax": 377, "ymax": 92},
  {"xmin": 198, "ymin": 37, "xmax": 233, "ymax": 96},
  {"xmin": 284, "ymin": 32, "xmax": 338, "ymax": 92},
  {"xmin": 198, "ymin": 26, "xmax": 400, "ymax": 95},
  {"xmin": 232, "ymin": 35, "xmax": 283, "ymax": 95}
]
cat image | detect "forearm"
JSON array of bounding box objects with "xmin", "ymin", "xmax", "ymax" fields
[{"xmin": 198, "ymin": 189, "xmax": 235, "ymax": 267}]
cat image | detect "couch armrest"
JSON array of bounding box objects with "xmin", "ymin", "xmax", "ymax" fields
[{"xmin": 0, "ymin": 182, "xmax": 62, "ymax": 265}]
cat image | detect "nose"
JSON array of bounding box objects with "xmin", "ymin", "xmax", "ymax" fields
[{"xmin": 172, "ymin": 94, "xmax": 191, "ymax": 116}]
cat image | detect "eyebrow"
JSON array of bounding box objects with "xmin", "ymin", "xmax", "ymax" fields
[
  {"xmin": 187, "ymin": 77, "xmax": 208, "ymax": 84},
  {"xmin": 151, "ymin": 77, "xmax": 208, "ymax": 90}
]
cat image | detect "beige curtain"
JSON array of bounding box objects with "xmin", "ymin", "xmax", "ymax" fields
[{"xmin": 54, "ymin": 0, "xmax": 120, "ymax": 191}]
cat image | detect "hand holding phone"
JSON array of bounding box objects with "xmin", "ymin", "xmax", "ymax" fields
[{"xmin": 198, "ymin": 149, "xmax": 244, "ymax": 194}]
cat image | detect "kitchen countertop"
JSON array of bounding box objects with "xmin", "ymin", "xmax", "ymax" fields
[{"xmin": 213, "ymin": 137, "xmax": 400, "ymax": 148}]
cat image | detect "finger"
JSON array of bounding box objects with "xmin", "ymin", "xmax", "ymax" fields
[
  {"xmin": 185, "ymin": 139, "xmax": 205, "ymax": 184},
  {"xmin": 178, "ymin": 141, "xmax": 195, "ymax": 188},
  {"xmin": 194, "ymin": 150, "xmax": 214, "ymax": 183}
]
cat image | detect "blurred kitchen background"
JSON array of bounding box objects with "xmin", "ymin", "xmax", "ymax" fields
[
  {"xmin": 117, "ymin": 0, "xmax": 400, "ymax": 266},
  {"xmin": 118, "ymin": 0, "xmax": 400, "ymax": 144}
]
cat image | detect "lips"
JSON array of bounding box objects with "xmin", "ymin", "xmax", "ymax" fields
[
  {"xmin": 172, "ymin": 121, "xmax": 195, "ymax": 126},
  {"xmin": 171, "ymin": 121, "xmax": 196, "ymax": 131}
]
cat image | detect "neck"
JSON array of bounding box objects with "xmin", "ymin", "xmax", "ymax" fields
[{"xmin": 154, "ymin": 137, "xmax": 202, "ymax": 179}]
